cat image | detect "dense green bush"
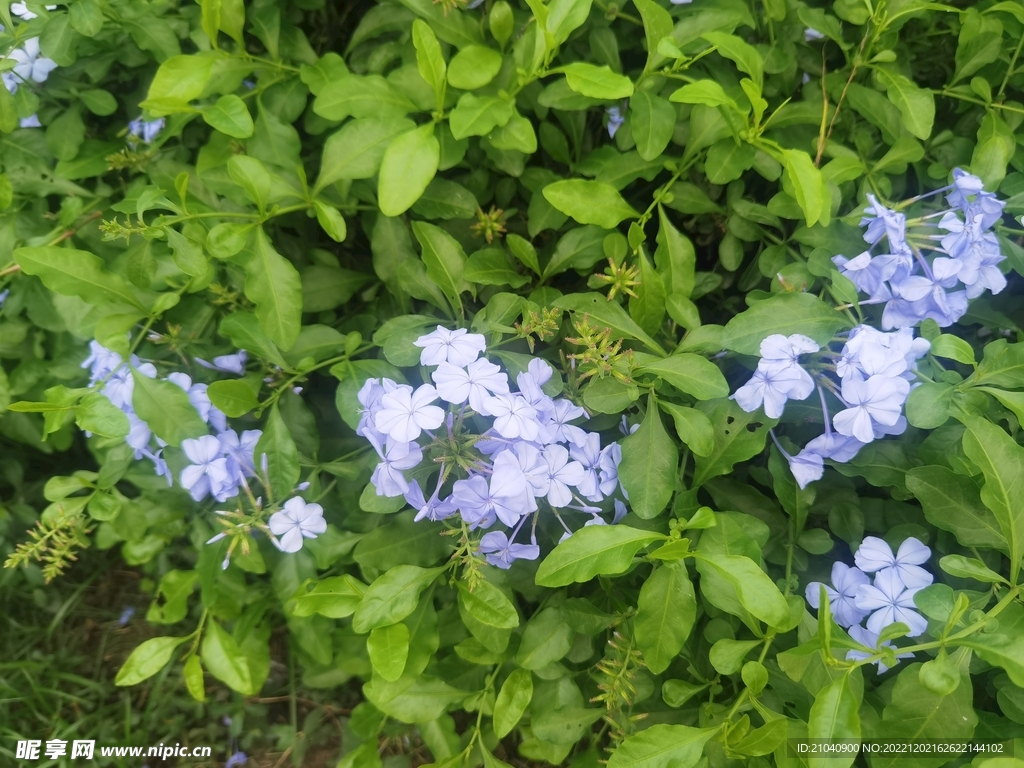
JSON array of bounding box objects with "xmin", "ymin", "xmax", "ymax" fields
[{"xmin": 3, "ymin": 0, "xmax": 1024, "ymax": 765}]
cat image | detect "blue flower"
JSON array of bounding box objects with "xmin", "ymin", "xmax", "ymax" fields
[
  {"xmin": 413, "ymin": 326, "xmax": 486, "ymax": 367},
  {"xmin": 854, "ymin": 567, "xmax": 928, "ymax": 637},
  {"xmin": 606, "ymin": 106, "xmax": 625, "ymax": 138},
  {"xmin": 805, "ymin": 562, "xmax": 871, "ymax": 628},
  {"xmin": 833, "ymin": 374, "xmax": 910, "ymax": 443},
  {"xmin": 180, "ymin": 435, "xmax": 232, "ymax": 502},
  {"xmin": 854, "ymin": 536, "xmax": 933, "ymax": 589},
  {"xmin": 860, "ymin": 194, "xmax": 907, "ymax": 250},
  {"xmin": 479, "ymin": 531, "xmax": 539, "ymax": 569},
  {"xmin": 128, "ymin": 117, "xmax": 165, "ymax": 144},
  {"xmin": 846, "ymin": 625, "xmax": 914, "ymax": 674},
  {"xmin": 268, "ymin": 497, "xmax": 326, "ymax": 553}
]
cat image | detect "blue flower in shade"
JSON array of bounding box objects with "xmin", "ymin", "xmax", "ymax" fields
[
  {"xmin": 606, "ymin": 106, "xmax": 625, "ymax": 138},
  {"xmin": 479, "ymin": 531, "xmax": 539, "ymax": 569},
  {"xmin": 846, "ymin": 625, "xmax": 914, "ymax": 674},
  {"xmin": 805, "ymin": 562, "xmax": 871, "ymax": 628}
]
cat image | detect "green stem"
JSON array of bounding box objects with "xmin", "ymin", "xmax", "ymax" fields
[{"xmin": 998, "ymin": 33, "xmax": 1024, "ymax": 101}]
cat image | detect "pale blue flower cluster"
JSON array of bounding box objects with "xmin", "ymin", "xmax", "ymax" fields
[
  {"xmin": 732, "ymin": 326, "xmax": 928, "ymax": 488},
  {"xmin": 2, "ymin": 3, "xmax": 58, "ymax": 129},
  {"xmin": 357, "ymin": 327, "xmax": 627, "ymax": 569},
  {"xmin": 806, "ymin": 536, "xmax": 932, "ymax": 673},
  {"xmin": 82, "ymin": 342, "xmax": 258, "ymax": 502},
  {"xmin": 834, "ymin": 169, "xmax": 1007, "ymax": 329}
]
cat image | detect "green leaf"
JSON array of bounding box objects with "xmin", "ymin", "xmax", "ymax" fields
[
  {"xmin": 659, "ymin": 403, "xmax": 714, "ymax": 457},
  {"xmin": 183, "ymin": 654, "xmax": 205, "ymax": 703},
  {"xmin": 165, "ymin": 228, "xmax": 207, "ymax": 277},
  {"xmin": 606, "ymin": 724, "xmax": 717, "ymax": 768},
  {"xmin": 709, "ymin": 638, "xmax": 760, "ymax": 675},
  {"xmin": 457, "ymin": 580, "xmax": 519, "ymax": 629},
  {"xmin": 669, "ymin": 80, "xmax": 736, "ymax": 108},
  {"xmin": 535, "ymin": 525, "xmax": 665, "ymax": 587},
  {"xmin": 76, "ymin": 392, "xmax": 129, "ymax": 438},
  {"xmin": 546, "ymin": 0, "xmax": 593, "ymax": 43},
  {"xmin": 635, "ymin": 563, "xmax": 696, "ymax": 673},
  {"xmin": 783, "ymin": 150, "xmax": 825, "ymax": 226},
  {"xmin": 202, "ymin": 94, "xmax": 254, "ymax": 138},
  {"xmin": 15, "ymin": 246, "xmax": 146, "ymax": 310},
  {"xmin": 722, "ymin": 292, "xmax": 844, "ymax": 356},
  {"xmin": 493, "ymin": 668, "xmax": 533, "ymax": 738},
  {"xmin": 654, "ymin": 206, "xmax": 696, "ymax": 298},
  {"xmin": 961, "ymin": 416, "xmax": 1024, "ymax": 583},
  {"xmin": 553, "ymin": 292, "xmax": 665, "ymax": 355},
  {"xmin": 314, "ymin": 201, "xmax": 348, "ymax": 242},
  {"xmin": 619, "ymin": 397, "xmax": 678, "ymax": 519},
  {"xmin": 906, "ymin": 465, "xmax": 1005, "ymax": 550},
  {"xmin": 0, "ymin": 86, "xmax": 16, "ymax": 134},
  {"xmin": 939, "ymin": 554, "xmax": 1006, "ymax": 583},
  {"xmin": 201, "ymin": 620, "xmax": 254, "ymax": 695},
  {"xmin": 870, "ymin": 663, "xmax": 976, "ymax": 768},
  {"xmin": 561, "ymin": 63, "xmax": 634, "ymax": 99},
  {"xmin": 449, "ymin": 93, "xmax": 514, "ymax": 140},
  {"xmin": 254, "ymin": 404, "xmax": 300, "ymax": 497},
  {"xmin": 464, "ymin": 248, "xmax": 530, "ymax": 288},
  {"xmin": 543, "ymin": 180, "xmax": 639, "ymax": 228},
  {"xmin": 131, "ymin": 368, "xmax": 207, "ymax": 447},
  {"xmin": 301, "ymin": 265, "xmax": 372, "ymax": 313},
  {"xmin": 219, "ymin": 312, "xmax": 290, "ymax": 370},
  {"xmin": 705, "ymin": 139, "xmax": 756, "ymax": 185},
  {"xmin": 313, "ymin": 74, "xmax": 417, "ymax": 122},
  {"xmin": 143, "ymin": 55, "xmax": 215, "ymax": 112},
  {"xmin": 692, "ymin": 398, "xmax": 775, "ymax": 487},
  {"xmin": 378, "ymin": 124, "xmax": 440, "ymax": 217},
  {"xmin": 352, "ymin": 565, "xmax": 443, "ymax": 633},
  {"xmin": 543, "ymin": 225, "xmax": 606, "ymax": 278},
  {"xmin": 206, "ymin": 222, "xmax": 254, "ymax": 260},
  {"xmin": 629, "ymin": 249, "xmax": 666, "ymax": 337},
  {"xmin": 364, "ymin": 674, "xmax": 466, "ymax": 724},
  {"xmin": 973, "ymin": 339, "xmax": 1024, "ymax": 388},
  {"xmin": 533, "ymin": 706, "xmax": 604, "ymax": 745},
  {"xmin": 293, "ymin": 574, "xmax": 367, "ymax": 619},
  {"xmin": 638, "ymin": 354, "xmax": 728, "ymax": 401},
  {"xmin": 69, "ymin": 0, "xmax": 104, "ymax": 37},
  {"xmin": 701, "ymin": 32, "xmax": 763, "ymax": 89},
  {"xmin": 242, "ymin": 227, "xmax": 302, "ymax": 351},
  {"xmin": 412, "ymin": 221, "xmax": 468, "ymax": 316},
  {"xmin": 412, "ymin": 19, "xmax": 447, "ymax": 107},
  {"xmin": 979, "ymin": 387, "xmax": 1024, "ymax": 425},
  {"xmin": 874, "ymin": 68, "xmax": 935, "ymax": 140},
  {"xmin": 147, "ymin": 569, "xmax": 198, "ymax": 624},
  {"xmin": 316, "ymin": 117, "xmax": 414, "ymax": 190},
  {"xmin": 694, "ymin": 552, "xmax": 790, "ymax": 627},
  {"xmin": 632, "ymin": 0, "xmax": 673, "ymax": 72},
  {"xmin": 207, "ymin": 379, "xmax": 260, "ymax": 418},
  {"xmin": 905, "ymin": 382, "xmax": 952, "ymax": 429},
  {"xmin": 515, "ymin": 607, "xmax": 574, "ymax": 669},
  {"xmin": 368, "ymin": 622, "xmax": 410, "ymax": 682},
  {"xmin": 447, "ymin": 45, "xmax": 503, "ymax": 90},
  {"xmin": 807, "ymin": 674, "xmax": 861, "ymax": 768},
  {"xmin": 115, "ymin": 636, "xmax": 185, "ymax": 686},
  {"xmin": 629, "ymin": 91, "xmax": 675, "ymax": 162},
  {"xmin": 931, "ymin": 334, "xmax": 975, "ymax": 364}
]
